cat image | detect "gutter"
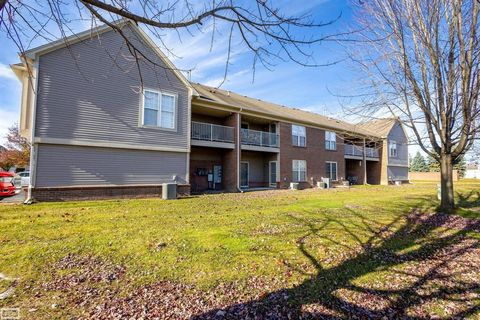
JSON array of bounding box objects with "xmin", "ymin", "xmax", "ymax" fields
[{"xmin": 24, "ymin": 57, "xmax": 39, "ymax": 204}]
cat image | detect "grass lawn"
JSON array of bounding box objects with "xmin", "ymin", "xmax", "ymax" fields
[{"xmin": 0, "ymin": 181, "xmax": 479, "ymax": 319}]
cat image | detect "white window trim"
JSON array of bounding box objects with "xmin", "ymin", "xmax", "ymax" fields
[
  {"xmin": 140, "ymin": 88, "xmax": 178, "ymax": 131},
  {"xmin": 389, "ymin": 140, "xmax": 397, "ymax": 158},
  {"xmin": 240, "ymin": 161, "xmax": 249, "ymax": 188},
  {"xmin": 292, "ymin": 124, "xmax": 306, "ymax": 147},
  {"xmin": 292, "ymin": 159, "xmax": 307, "ymax": 182},
  {"xmin": 325, "ymin": 131, "xmax": 337, "ymax": 151},
  {"xmin": 269, "ymin": 160, "xmax": 277, "ymax": 187},
  {"xmin": 326, "ymin": 161, "xmax": 338, "ymax": 181}
]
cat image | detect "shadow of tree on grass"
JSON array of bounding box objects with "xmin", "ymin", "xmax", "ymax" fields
[{"xmin": 193, "ymin": 197, "xmax": 480, "ymax": 319}]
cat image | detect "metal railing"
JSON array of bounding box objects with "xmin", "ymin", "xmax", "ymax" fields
[
  {"xmin": 344, "ymin": 144, "xmax": 364, "ymax": 157},
  {"xmin": 191, "ymin": 121, "xmax": 234, "ymax": 143},
  {"xmin": 344, "ymin": 144, "xmax": 379, "ymax": 158},
  {"xmin": 365, "ymin": 147, "xmax": 379, "ymax": 158},
  {"xmin": 241, "ymin": 128, "xmax": 279, "ymax": 148}
]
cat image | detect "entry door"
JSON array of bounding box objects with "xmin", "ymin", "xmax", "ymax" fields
[
  {"xmin": 269, "ymin": 161, "xmax": 277, "ymax": 187},
  {"xmin": 240, "ymin": 162, "xmax": 249, "ymax": 188}
]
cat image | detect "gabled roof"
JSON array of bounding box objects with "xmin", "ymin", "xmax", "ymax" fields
[
  {"xmin": 21, "ymin": 19, "xmax": 193, "ymax": 91},
  {"xmin": 19, "ymin": 19, "xmax": 398, "ymax": 140},
  {"xmin": 357, "ymin": 118, "xmax": 399, "ymax": 138},
  {"xmin": 192, "ymin": 83, "xmax": 377, "ymax": 138}
]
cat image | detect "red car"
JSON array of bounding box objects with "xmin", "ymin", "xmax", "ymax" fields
[{"xmin": 0, "ymin": 172, "xmax": 15, "ymax": 198}]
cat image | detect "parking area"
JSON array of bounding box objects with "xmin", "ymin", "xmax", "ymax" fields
[{"xmin": 0, "ymin": 187, "xmax": 25, "ymax": 204}]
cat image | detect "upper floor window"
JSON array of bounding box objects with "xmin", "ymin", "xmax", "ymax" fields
[
  {"xmin": 325, "ymin": 131, "xmax": 336, "ymax": 150},
  {"xmin": 389, "ymin": 140, "xmax": 397, "ymax": 157},
  {"xmin": 292, "ymin": 125, "xmax": 306, "ymax": 147},
  {"xmin": 325, "ymin": 161, "xmax": 338, "ymax": 181},
  {"xmin": 292, "ymin": 160, "xmax": 307, "ymax": 182},
  {"xmin": 142, "ymin": 89, "xmax": 176, "ymax": 129}
]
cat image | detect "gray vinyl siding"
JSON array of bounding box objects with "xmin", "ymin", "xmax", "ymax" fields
[
  {"xmin": 35, "ymin": 25, "xmax": 188, "ymax": 149},
  {"xmin": 387, "ymin": 123, "xmax": 409, "ymax": 167},
  {"xmin": 388, "ymin": 166, "xmax": 409, "ymax": 182},
  {"xmin": 35, "ymin": 144, "xmax": 187, "ymax": 187}
]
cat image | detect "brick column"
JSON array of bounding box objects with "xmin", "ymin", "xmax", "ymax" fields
[
  {"xmin": 380, "ymin": 139, "xmax": 389, "ymax": 185},
  {"xmin": 223, "ymin": 113, "xmax": 240, "ymax": 192}
]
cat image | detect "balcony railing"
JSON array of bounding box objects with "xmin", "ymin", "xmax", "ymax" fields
[
  {"xmin": 241, "ymin": 128, "xmax": 279, "ymax": 148},
  {"xmin": 344, "ymin": 144, "xmax": 379, "ymax": 158},
  {"xmin": 191, "ymin": 121, "xmax": 234, "ymax": 143},
  {"xmin": 344, "ymin": 144, "xmax": 363, "ymax": 157},
  {"xmin": 365, "ymin": 147, "xmax": 379, "ymax": 158}
]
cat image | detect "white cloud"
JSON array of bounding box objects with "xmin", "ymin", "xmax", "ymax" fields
[
  {"xmin": 202, "ymin": 69, "xmax": 250, "ymax": 88},
  {"xmin": 0, "ymin": 63, "xmax": 17, "ymax": 81},
  {"xmin": 0, "ymin": 108, "xmax": 20, "ymax": 146}
]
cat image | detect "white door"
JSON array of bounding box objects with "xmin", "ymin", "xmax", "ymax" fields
[
  {"xmin": 240, "ymin": 162, "xmax": 249, "ymax": 188},
  {"xmin": 269, "ymin": 161, "xmax": 277, "ymax": 187}
]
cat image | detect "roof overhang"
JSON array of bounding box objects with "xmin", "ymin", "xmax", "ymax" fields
[{"xmin": 192, "ymin": 95, "xmax": 380, "ymax": 140}]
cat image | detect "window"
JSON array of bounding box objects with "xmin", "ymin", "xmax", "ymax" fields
[
  {"xmin": 325, "ymin": 131, "xmax": 336, "ymax": 150},
  {"xmin": 142, "ymin": 89, "xmax": 176, "ymax": 129},
  {"xmin": 389, "ymin": 140, "xmax": 397, "ymax": 157},
  {"xmin": 292, "ymin": 160, "xmax": 307, "ymax": 182},
  {"xmin": 325, "ymin": 162, "xmax": 338, "ymax": 181},
  {"xmin": 292, "ymin": 125, "xmax": 306, "ymax": 147}
]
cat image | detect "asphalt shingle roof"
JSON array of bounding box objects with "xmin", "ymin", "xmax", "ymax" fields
[{"xmin": 192, "ymin": 83, "xmax": 380, "ymax": 138}]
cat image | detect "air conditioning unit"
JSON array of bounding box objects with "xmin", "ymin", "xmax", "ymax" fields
[
  {"xmin": 290, "ymin": 182, "xmax": 299, "ymax": 190},
  {"xmin": 162, "ymin": 183, "xmax": 177, "ymax": 200}
]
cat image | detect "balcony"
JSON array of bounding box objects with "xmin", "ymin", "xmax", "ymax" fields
[
  {"xmin": 345, "ymin": 144, "xmax": 379, "ymax": 160},
  {"xmin": 191, "ymin": 121, "xmax": 235, "ymax": 148},
  {"xmin": 365, "ymin": 147, "xmax": 379, "ymax": 158},
  {"xmin": 241, "ymin": 128, "xmax": 279, "ymax": 152}
]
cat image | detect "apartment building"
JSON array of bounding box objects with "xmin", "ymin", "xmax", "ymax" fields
[{"xmin": 12, "ymin": 20, "xmax": 409, "ymax": 201}]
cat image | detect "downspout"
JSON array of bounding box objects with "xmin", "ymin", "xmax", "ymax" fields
[
  {"xmin": 24, "ymin": 58, "xmax": 39, "ymax": 204},
  {"xmin": 363, "ymin": 138, "xmax": 367, "ymax": 185},
  {"xmin": 186, "ymin": 87, "xmax": 193, "ymax": 187},
  {"xmin": 236, "ymin": 108, "xmax": 243, "ymax": 193}
]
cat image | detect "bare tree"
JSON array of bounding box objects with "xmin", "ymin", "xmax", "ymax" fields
[
  {"xmin": 0, "ymin": 0, "xmax": 337, "ymax": 83},
  {"xmin": 348, "ymin": 0, "xmax": 480, "ymax": 211}
]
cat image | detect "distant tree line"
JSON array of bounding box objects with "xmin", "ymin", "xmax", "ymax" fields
[{"xmin": 409, "ymin": 151, "xmax": 466, "ymax": 178}]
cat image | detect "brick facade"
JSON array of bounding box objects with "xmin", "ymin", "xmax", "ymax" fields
[
  {"xmin": 223, "ymin": 113, "xmax": 240, "ymax": 192},
  {"xmin": 366, "ymin": 153, "xmax": 382, "ymax": 184},
  {"xmin": 345, "ymin": 159, "xmax": 365, "ymax": 184},
  {"xmin": 190, "ymin": 146, "xmax": 230, "ymax": 193},
  {"xmin": 278, "ymin": 122, "xmax": 346, "ymax": 188},
  {"xmin": 188, "ymin": 112, "xmax": 239, "ymax": 193},
  {"xmin": 31, "ymin": 184, "xmax": 191, "ymax": 202}
]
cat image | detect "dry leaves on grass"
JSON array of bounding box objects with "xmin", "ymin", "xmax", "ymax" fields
[{"xmin": 29, "ymin": 211, "xmax": 480, "ymax": 319}]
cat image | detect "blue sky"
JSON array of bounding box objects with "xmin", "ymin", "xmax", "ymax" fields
[{"xmin": 0, "ymin": 0, "xmax": 383, "ymax": 146}]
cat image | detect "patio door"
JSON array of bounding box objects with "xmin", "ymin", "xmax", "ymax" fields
[
  {"xmin": 240, "ymin": 161, "xmax": 249, "ymax": 188},
  {"xmin": 269, "ymin": 161, "xmax": 277, "ymax": 187}
]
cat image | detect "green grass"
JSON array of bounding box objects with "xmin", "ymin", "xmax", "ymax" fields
[{"xmin": 0, "ymin": 181, "xmax": 479, "ymax": 318}]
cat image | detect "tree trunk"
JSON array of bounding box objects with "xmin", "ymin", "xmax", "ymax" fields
[{"xmin": 439, "ymin": 153, "xmax": 455, "ymax": 212}]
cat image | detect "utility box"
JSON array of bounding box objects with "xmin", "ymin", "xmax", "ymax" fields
[
  {"xmin": 162, "ymin": 183, "xmax": 177, "ymax": 200},
  {"xmin": 316, "ymin": 181, "xmax": 325, "ymax": 188},
  {"xmin": 322, "ymin": 178, "xmax": 330, "ymax": 189}
]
